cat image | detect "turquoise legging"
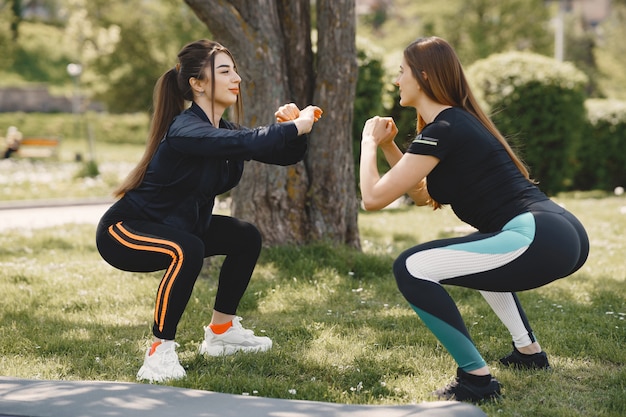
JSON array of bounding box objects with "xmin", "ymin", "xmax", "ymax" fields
[{"xmin": 393, "ymin": 200, "xmax": 588, "ymax": 371}]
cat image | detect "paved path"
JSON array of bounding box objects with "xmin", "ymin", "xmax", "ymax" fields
[
  {"xmin": 0, "ymin": 198, "xmax": 112, "ymax": 231},
  {"xmin": 0, "ymin": 377, "xmax": 487, "ymax": 417}
]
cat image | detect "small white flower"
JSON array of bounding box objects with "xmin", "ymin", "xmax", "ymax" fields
[
  {"xmin": 288, "ymin": 389, "xmax": 297, "ymax": 395},
  {"xmin": 350, "ymin": 381, "xmax": 363, "ymax": 392}
]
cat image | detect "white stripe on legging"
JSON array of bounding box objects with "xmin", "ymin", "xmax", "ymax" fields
[{"xmin": 405, "ymin": 246, "xmax": 528, "ymax": 283}]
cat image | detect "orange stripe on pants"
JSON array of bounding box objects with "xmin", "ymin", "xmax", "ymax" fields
[{"xmin": 108, "ymin": 222, "xmax": 185, "ymax": 332}]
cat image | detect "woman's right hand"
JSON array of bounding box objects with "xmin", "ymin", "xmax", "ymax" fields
[
  {"xmin": 277, "ymin": 104, "xmax": 322, "ymax": 135},
  {"xmin": 362, "ymin": 116, "xmax": 398, "ymax": 147},
  {"xmin": 275, "ymin": 103, "xmax": 300, "ymax": 123}
]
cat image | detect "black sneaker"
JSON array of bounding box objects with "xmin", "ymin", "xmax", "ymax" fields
[
  {"xmin": 499, "ymin": 342, "xmax": 551, "ymax": 370},
  {"xmin": 433, "ymin": 368, "xmax": 502, "ymax": 403}
]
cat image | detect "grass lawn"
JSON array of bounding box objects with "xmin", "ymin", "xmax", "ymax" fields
[{"xmin": 0, "ymin": 159, "xmax": 624, "ymax": 416}]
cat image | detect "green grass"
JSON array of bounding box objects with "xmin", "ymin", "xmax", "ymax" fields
[
  {"xmin": 0, "ymin": 160, "xmax": 624, "ymax": 416},
  {"xmin": 0, "ymin": 143, "xmax": 141, "ymax": 201}
]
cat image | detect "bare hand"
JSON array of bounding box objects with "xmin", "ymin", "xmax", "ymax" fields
[
  {"xmin": 362, "ymin": 116, "xmax": 398, "ymax": 146},
  {"xmin": 299, "ymin": 105, "xmax": 323, "ymax": 122},
  {"xmin": 276, "ymin": 103, "xmax": 323, "ymax": 123},
  {"xmin": 294, "ymin": 105, "xmax": 323, "ymax": 135},
  {"xmin": 275, "ymin": 103, "xmax": 301, "ymax": 122},
  {"xmin": 277, "ymin": 104, "xmax": 323, "ymax": 135}
]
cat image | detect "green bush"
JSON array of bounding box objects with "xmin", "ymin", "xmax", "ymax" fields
[
  {"xmin": 467, "ymin": 51, "xmax": 588, "ymax": 195},
  {"xmin": 575, "ymin": 99, "xmax": 626, "ymax": 190}
]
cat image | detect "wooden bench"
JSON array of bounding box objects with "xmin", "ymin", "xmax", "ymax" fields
[{"xmin": 16, "ymin": 136, "xmax": 61, "ymax": 159}]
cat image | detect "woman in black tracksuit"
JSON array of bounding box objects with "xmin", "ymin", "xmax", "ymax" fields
[
  {"xmin": 96, "ymin": 39, "xmax": 321, "ymax": 382},
  {"xmin": 359, "ymin": 37, "xmax": 588, "ymax": 403}
]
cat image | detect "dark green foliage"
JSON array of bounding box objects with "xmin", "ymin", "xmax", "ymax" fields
[
  {"xmin": 443, "ymin": 0, "xmax": 552, "ymax": 64},
  {"xmin": 352, "ymin": 48, "xmax": 386, "ymax": 187},
  {"xmin": 575, "ymin": 100, "xmax": 626, "ymax": 191},
  {"xmin": 7, "ymin": 22, "xmax": 71, "ymax": 84},
  {"xmin": 75, "ymin": 159, "xmax": 100, "ymax": 178},
  {"xmin": 492, "ymin": 81, "xmax": 587, "ymax": 194},
  {"xmin": 92, "ymin": 24, "xmax": 163, "ymax": 114},
  {"xmin": 467, "ymin": 51, "xmax": 588, "ymax": 195}
]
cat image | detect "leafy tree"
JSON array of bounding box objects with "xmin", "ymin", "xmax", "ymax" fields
[
  {"xmin": 0, "ymin": 2, "xmax": 15, "ymax": 69},
  {"xmin": 185, "ymin": 0, "xmax": 360, "ymax": 247},
  {"xmin": 10, "ymin": 21, "xmax": 69, "ymax": 83},
  {"xmin": 443, "ymin": 0, "xmax": 552, "ymax": 64},
  {"xmin": 84, "ymin": 0, "xmax": 207, "ymax": 112},
  {"xmin": 60, "ymin": 0, "xmax": 121, "ymax": 99},
  {"xmin": 594, "ymin": 3, "xmax": 626, "ymax": 100},
  {"xmin": 9, "ymin": 0, "xmax": 20, "ymax": 40}
]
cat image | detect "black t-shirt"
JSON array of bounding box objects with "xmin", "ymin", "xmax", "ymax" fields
[{"xmin": 407, "ymin": 107, "xmax": 548, "ymax": 232}]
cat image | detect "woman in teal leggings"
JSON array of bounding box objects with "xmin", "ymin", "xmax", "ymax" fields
[
  {"xmin": 394, "ymin": 200, "xmax": 587, "ymax": 382},
  {"xmin": 359, "ymin": 36, "xmax": 589, "ymax": 403}
]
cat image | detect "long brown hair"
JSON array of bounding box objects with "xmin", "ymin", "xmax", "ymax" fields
[
  {"xmin": 113, "ymin": 39, "xmax": 244, "ymax": 198},
  {"xmin": 404, "ymin": 36, "xmax": 531, "ymax": 181}
]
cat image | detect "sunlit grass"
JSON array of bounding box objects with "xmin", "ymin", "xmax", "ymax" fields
[{"xmin": 0, "ymin": 185, "xmax": 624, "ymax": 415}]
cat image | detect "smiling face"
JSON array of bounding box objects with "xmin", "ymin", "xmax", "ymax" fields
[
  {"xmin": 190, "ymin": 51, "xmax": 242, "ymax": 121},
  {"xmin": 209, "ymin": 52, "xmax": 241, "ymax": 112},
  {"xmin": 394, "ymin": 57, "xmax": 421, "ymax": 108}
]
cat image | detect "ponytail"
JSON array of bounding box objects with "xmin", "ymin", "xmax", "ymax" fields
[{"xmin": 113, "ymin": 68, "xmax": 184, "ymax": 198}]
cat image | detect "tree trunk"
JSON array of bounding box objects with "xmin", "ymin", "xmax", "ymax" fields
[
  {"xmin": 184, "ymin": 0, "xmax": 359, "ymax": 248},
  {"xmin": 308, "ymin": 0, "xmax": 360, "ymax": 247}
]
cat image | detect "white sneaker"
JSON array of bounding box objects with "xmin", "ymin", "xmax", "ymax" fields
[
  {"xmin": 199, "ymin": 316, "xmax": 272, "ymax": 356},
  {"xmin": 136, "ymin": 341, "xmax": 186, "ymax": 382}
]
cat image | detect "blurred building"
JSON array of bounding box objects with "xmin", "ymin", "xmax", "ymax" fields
[{"xmin": 574, "ymin": 0, "xmax": 611, "ymax": 27}]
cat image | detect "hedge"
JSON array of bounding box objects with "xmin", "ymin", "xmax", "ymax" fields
[
  {"xmin": 467, "ymin": 51, "xmax": 588, "ymax": 195},
  {"xmin": 575, "ymin": 99, "xmax": 626, "ymax": 191}
]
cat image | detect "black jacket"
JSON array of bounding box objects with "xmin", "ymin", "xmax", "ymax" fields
[{"xmin": 116, "ymin": 102, "xmax": 308, "ymax": 234}]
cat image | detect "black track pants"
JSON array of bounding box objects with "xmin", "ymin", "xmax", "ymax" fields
[{"xmin": 96, "ymin": 215, "xmax": 261, "ymax": 340}]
